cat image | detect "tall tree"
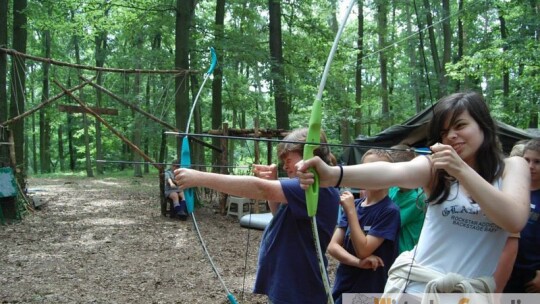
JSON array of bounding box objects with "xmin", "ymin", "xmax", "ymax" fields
[
  {"xmin": 441, "ymin": 0, "xmax": 451, "ymax": 95},
  {"xmin": 212, "ymin": 0, "xmax": 225, "ymax": 171},
  {"xmin": 375, "ymin": 0, "xmax": 390, "ymax": 129},
  {"xmin": 175, "ymin": 0, "xmax": 193, "ymax": 159},
  {"xmin": 74, "ymin": 30, "xmax": 93, "ymax": 177},
  {"xmin": 269, "ymin": 0, "xmax": 289, "ymax": 130},
  {"xmin": 39, "ymin": 3, "xmax": 52, "ymax": 173},
  {"xmin": 354, "ymin": 0, "xmax": 365, "ymax": 137},
  {"xmin": 0, "ymin": 0, "xmax": 8, "ymax": 166},
  {"xmin": 133, "ymin": 32, "xmax": 143, "ymax": 178},
  {"xmin": 498, "ymin": 6, "xmax": 509, "ymax": 100},
  {"xmin": 423, "ymin": 0, "xmax": 443, "ymax": 98},
  {"xmin": 9, "ymin": 0, "xmax": 27, "ymax": 183},
  {"xmin": 94, "ymin": 3, "xmax": 109, "ymax": 175}
]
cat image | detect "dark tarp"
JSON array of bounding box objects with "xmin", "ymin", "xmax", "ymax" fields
[{"xmin": 341, "ymin": 103, "xmax": 534, "ymax": 165}]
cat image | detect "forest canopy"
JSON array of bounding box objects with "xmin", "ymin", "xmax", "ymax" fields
[{"xmin": 0, "ymin": 0, "xmax": 538, "ymax": 177}]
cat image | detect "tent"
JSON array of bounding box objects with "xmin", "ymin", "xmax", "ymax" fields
[{"xmin": 341, "ymin": 103, "xmax": 535, "ymax": 165}]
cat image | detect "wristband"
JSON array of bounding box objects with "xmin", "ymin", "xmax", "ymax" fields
[{"xmin": 335, "ymin": 164, "xmax": 343, "ymax": 188}]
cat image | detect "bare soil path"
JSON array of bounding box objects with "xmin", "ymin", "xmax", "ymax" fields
[{"xmin": 0, "ymin": 175, "xmax": 268, "ymax": 303}]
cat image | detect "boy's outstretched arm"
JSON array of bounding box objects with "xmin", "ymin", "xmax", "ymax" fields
[{"xmin": 174, "ymin": 168, "xmax": 286, "ymax": 203}]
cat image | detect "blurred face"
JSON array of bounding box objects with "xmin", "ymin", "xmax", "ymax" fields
[
  {"xmin": 440, "ymin": 110, "xmax": 484, "ymax": 165},
  {"xmin": 523, "ymin": 149, "xmax": 540, "ymax": 186},
  {"xmin": 281, "ymin": 152, "xmax": 302, "ymax": 178}
]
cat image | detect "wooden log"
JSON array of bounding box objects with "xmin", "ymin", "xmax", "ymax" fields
[{"xmin": 58, "ymin": 104, "xmax": 118, "ymax": 115}]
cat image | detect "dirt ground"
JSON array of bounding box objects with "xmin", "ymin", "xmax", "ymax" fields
[{"xmin": 0, "ymin": 175, "xmax": 276, "ymax": 303}]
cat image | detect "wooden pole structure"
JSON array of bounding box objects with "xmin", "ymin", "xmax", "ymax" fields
[
  {"xmin": 81, "ymin": 76, "xmax": 220, "ymax": 153},
  {"xmin": 0, "ymin": 79, "xmax": 94, "ymax": 127},
  {"xmin": 53, "ymin": 79, "xmax": 161, "ymax": 171},
  {"xmin": 1, "ymin": 47, "xmax": 193, "ymax": 75}
]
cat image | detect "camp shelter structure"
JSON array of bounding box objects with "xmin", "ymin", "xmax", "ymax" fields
[{"xmin": 341, "ymin": 103, "xmax": 535, "ymax": 165}]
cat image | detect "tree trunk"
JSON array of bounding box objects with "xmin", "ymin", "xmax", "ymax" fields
[
  {"xmin": 58, "ymin": 127, "xmax": 65, "ymax": 171},
  {"xmin": 74, "ymin": 31, "xmax": 93, "ymax": 177},
  {"xmin": 40, "ymin": 23, "xmax": 52, "ymax": 173},
  {"xmin": 406, "ymin": 2, "xmax": 422, "ymax": 113},
  {"xmin": 498, "ymin": 7, "xmax": 510, "ymax": 103},
  {"xmin": 176, "ymin": 0, "xmax": 193, "ymax": 160},
  {"xmin": 94, "ymin": 26, "xmax": 108, "ymax": 175},
  {"xmin": 423, "ymin": 0, "xmax": 443, "ymax": 98},
  {"xmin": 441, "ymin": 0, "xmax": 451, "ymax": 96},
  {"xmin": 132, "ymin": 32, "xmax": 143, "ymax": 178},
  {"xmin": 212, "ymin": 0, "xmax": 225, "ymax": 171},
  {"xmin": 376, "ymin": 0, "xmax": 389, "ymax": 129},
  {"xmin": 269, "ymin": 0, "xmax": 289, "ymax": 130},
  {"xmin": 9, "ymin": 0, "xmax": 27, "ymax": 183},
  {"xmin": 0, "ymin": 0, "xmax": 8, "ymax": 166},
  {"xmin": 354, "ymin": 0, "xmax": 364, "ymax": 137},
  {"xmin": 456, "ymin": 0, "xmax": 464, "ymax": 91}
]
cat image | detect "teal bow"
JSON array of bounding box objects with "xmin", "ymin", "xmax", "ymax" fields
[{"xmin": 180, "ymin": 48, "xmax": 238, "ymax": 304}]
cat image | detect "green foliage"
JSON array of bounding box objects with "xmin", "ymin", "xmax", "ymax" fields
[{"xmin": 3, "ymin": 0, "xmax": 538, "ymax": 175}]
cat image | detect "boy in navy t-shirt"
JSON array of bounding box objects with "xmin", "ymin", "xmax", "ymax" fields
[
  {"xmin": 505, "ymin": 139, "xmax": 540, "ymax": 293},
  {"xmin": 328, "ymin": 149, "xmax": 400, "ymax": 303},
  {"xmin": 175, "ymin": 128, "xmax": 340, "ymax": 303}
]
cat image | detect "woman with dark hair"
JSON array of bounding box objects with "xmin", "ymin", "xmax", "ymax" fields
[{"xmin": 297, "ymin": 91, "xmax": 530, "ymax": 298}]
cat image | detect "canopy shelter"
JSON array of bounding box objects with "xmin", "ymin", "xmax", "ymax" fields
[{"xmin": 342, "ymin": 103, "xmax": 534, "ymax": 165}]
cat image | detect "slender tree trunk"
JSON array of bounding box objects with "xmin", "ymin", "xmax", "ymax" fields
[
  {"xmin": 0, "ymin": 0, "xmax": 8, "ymax": 166},
  {"xmin": 354, "ymin": 0, "xmax": 364, "ymax": 137},
  {"xmin": 406, "ymin": 3, "xmax": 422, "ymax": 112},
  {"xmin": 456, "ymin": 0, "xmax": 464, "ymax": 91},
  {"xmin": 423, "ymin": 0, "xmax": 443, "ymax": 98},
  {"xmin": 40, "ymin": 24, "xmax": 52, "ymax": 173},
  {"xmin": 175, "ymin": 0, "xmax": 193, "ymax": 160},
  {"xmin": 212, "ymin": 0, "xmax": 225, "ymax": 171},
  {"xmin": 9, "ymin": 0, "xmax": 27, "ymax": 184},
  {"xmin": 32, "ymin": 112, "xmax": 37, "ymax": 172},
  {"xmin": 144, "ymin": 75, "xmax": 151, "ymax": 174},
  {"xmin": 498, "ymin": 7, "xmax": 510, "ymax": 102},
  {"xmin": 376, "ymin": 0, "xmax": 389, "ymax": 129},
  {"xmin": 95, "ymin": 29, "xmax": 108, "ymax": 175},
  {"xmin": 74, "ymin": 31, "xmax": 93, "ymax": 177},
  {"xmin": 414, "ymin": 0, "xmax": 434, "ymax": 102},
  {"xmin": 133, "ymin": 33, "xmax": 143, "ymax": 178},
  {"xmin": 65, "ymin": 74, "xmax": 76, "ymax": 171},
  {"xmin": 269, "ymin": 0, "xmax": 289, "ymax": 130},
  {"xmin": 441, "ymin": 0, "xmax": 451, "ymax": 95}
]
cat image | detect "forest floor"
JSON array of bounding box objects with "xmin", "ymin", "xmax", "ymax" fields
[
  {"xmin": 0, "ymin": 174, "xmax": 282, "ymax": 304},
  {"xmin": 5, "ymin": 174, "xmax": 538, "ymax": 303}
]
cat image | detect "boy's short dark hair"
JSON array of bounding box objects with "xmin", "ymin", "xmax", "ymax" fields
[
  {"xmin": 524, "ymin": 138, "xmax": 540, "ymax": 154},
  {"xmin": 390, "ymin": 144, "xmax": 415, "ymax": 163}
]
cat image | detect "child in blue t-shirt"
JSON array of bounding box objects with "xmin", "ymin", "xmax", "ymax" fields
[
  {"xmin": 505, "ymin": 139, "xmax": 540, "ymax": 293},
  {"xmin": 175, "ymin": 128, "xmax": 340, "ymax": 303},
  {"xmin": 329, "ymin": 149, "xmax": 401, "ymax": 303}
]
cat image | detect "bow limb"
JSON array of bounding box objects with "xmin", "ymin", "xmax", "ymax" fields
[
  {"xmin": 182, "ymin": 47, "xmax": 218, "ymax": 213},
  {"xmin": 180, "ymin": 48, "xmax": 238, "ymax": 304},
  {"xmin": 304, "ymin": 1, "xmax": 356, "ymax": 304}
]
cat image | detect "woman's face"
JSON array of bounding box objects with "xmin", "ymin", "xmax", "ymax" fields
[
  {"xmin": 440, "ymin": 110, "xmax": 484, "ymax": 165},
  {"xmin": 281, "ymin": 152, "xmax": 302, "ymax": 178}
]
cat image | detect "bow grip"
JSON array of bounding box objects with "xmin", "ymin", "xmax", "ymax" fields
[
  {"xmin": 180, "ymin": 136, "xmax": 195, "ymax": 213},
  {"xmin": 303, "ymin": 100, "xmax": 322, "ymax": 217}
]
